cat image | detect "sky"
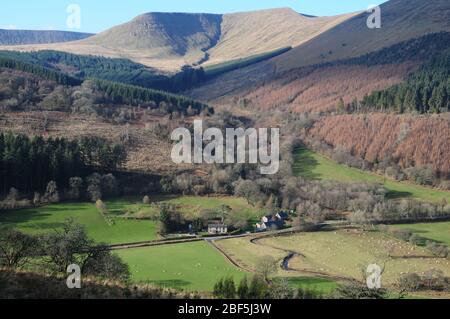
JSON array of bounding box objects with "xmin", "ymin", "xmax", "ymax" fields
[{"xmin": 0, "ymin": 0, "xmax": 387, "ymax": 33}]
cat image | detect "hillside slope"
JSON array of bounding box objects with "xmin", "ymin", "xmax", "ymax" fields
[
  {"xmin": 188, "ymin": 31, "xmax": 450, "ymax": 110},
  {"xmin": 0, "ymin": 29, "xmax": 93, "ymax": 45},
  {"xmin": 307, "ymin": 114, "xmax": 450, "ymax": 178},
  {"xmin": 274, "ymin": 0, "xmax": 450, "ymax": 72},
  {"xmin": 0, "ymin": 8, "xmax": 356, "ymax": 72},
  {"xmin": 204, "ymin": 8, "xmax": 355, "ymax": 66}
]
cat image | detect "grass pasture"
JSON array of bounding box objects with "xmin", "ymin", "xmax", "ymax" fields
[
  {"xmin": 0, "ymin": 202, "xmax": 158, "ymax": 244},
  {"xmin": 293, "ymin": 148, "xmax": 450, "ymax": 203},
  {"xmin": 215, "ymin": 237, "xmax": 287, "ymax": 273},
  {"xmin": 260, "ymin": 230, "xmax": 450, "ymax": 285},
  {"xmin": 116, "ymin": 241, "xmax": 248, "ymax": 292},
  {"xmin": 394, "ymin": 222, "xmax": 450, "ymax": 246},
  {"xmin": 216, "ymin": 230, "xmax": 450, "ymax": 286}
]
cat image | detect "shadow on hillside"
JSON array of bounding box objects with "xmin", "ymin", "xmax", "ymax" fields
[
  {"xmin": 293, "ymin": 148, "xmax": 321, "ymax": 180},
  {"xmin": 385, "ymin": 190, "xmax": 413, "ymax": 199},
  {"xmin": 23, "ymin": 222, "xmax": 68, "ymax": 231},
  {"xmin": 396, "ymin": 228, "xmax": 446, "ymax": 245},
  {"xmin": 0, "ymin": 210, "xmax": 53, "ymax": 225}
]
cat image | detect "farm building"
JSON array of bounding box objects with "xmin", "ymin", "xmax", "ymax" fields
[
  {"xmin": 256, "ymin": 211, "xmax": 289, "ymax": 232},
  {"xmin": 208, "ymin": 224, "xmax": 228, "ymax": 235}
]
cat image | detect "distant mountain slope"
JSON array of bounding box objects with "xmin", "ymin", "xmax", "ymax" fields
[
  {"xmin": 274, "ymin": 0, "xmax": 450, "ymax": 72},
  {"xmin": 0, "ymin": 8, "xmax": 356, "ymax": 72},
  {"xmin": 0, "ymin": 29, "xmax": 93, "ymax": 45},
  {"xmin": 203, "ymin": 8, "xmax": 355, "ymax": 66}
]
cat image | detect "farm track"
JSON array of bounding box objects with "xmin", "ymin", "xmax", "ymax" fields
[
  {"xmin": 106, "ymin": 227, "xmax": 299, "ymax": 251},
  {"xmin": 108, "ymin": 237, "xmax": 202, "ymax": 250},
  {"xmin": 206, "ymin": 240, "xmax": 254, "ymax": 273},
  {"xmin": 250, "ymin": 236, "xmax": 352, "ymax": 282}
]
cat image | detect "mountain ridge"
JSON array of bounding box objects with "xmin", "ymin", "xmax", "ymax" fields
[
  {"xmin": 0, "ymin": 29, "xmax": 93, "ymax": 45},
  {"xmin": 0, "ymin": 8, "xmax": 357, "ymax": 72}
]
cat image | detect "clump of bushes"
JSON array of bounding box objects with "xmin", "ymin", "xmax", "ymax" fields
[
  {"xmin": 426, "ymin": 241, "xmax": 449, "ymax": 258},
  {"xmin": 397, "ymin": 270, "xmax": 450, "ymax": 293}
]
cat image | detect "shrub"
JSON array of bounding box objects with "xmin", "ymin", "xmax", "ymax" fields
[
  {"xmin": 397, "ymin": 273, "xmax": 422, "ymax": 292},
  {"xmin": 391, "ymin": 229, "xmax": 412, "ymax": 241},
  {"xmin": 426, "ymin": 241, "xmax": 449, "ymax": 258}
]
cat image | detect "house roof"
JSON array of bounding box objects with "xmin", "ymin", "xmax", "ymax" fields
[{"xmin": 277, "ymin": 212, "xmax": 289, "ymax": 218}]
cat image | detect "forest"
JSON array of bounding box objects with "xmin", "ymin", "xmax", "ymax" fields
[
  {"xmin": 307, "ymin": 113, "xmax": 450, "ymax": 181},
  {"xmin": 361, "ymin": 50, "xmax": 449, "ymax": 113},
  {"xmin": 232, "ymin": 32, "xmax": 450, "ymax": 114},
  {"xmin": 0, "ymin": 133, "xmax": 126, "ymax": 196},
  {"xmin": 0, "ymin": 56, "xmax": 82, "ymax": 86},
  {"xmin": 91, "ymin": 78, "xmax": 213, "ymax": 115},
  {"xmin": 0, "ymin": 65, "xmax": 212, "ymax": 117},
  {"xmin": 0, "ymin": 50, "xmax": 206, "ymax": 92}
]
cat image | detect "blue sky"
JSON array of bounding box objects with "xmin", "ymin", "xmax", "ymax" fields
[{"xmin": 1, "ymin": 0, "xmax": 387, "ymax": 33}]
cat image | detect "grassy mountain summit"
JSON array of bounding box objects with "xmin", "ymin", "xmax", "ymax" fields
[{"xmin": 81, "ymin": 12, "xmax": 222, "ymax": 65}]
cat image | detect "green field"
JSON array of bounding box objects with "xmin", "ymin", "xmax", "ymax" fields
[
  {"xmin": 0, "ymin": 202, "xmax": 158, "ymax": 244},
  {"xmin": 217, "ymin": 230, "xmax": 450, "ymax": 286},
  {"xmin": 116, "ymin": 241, "xmax": 248, "ymax": 292},
  {"xmin": 283, "ymin": 276, "xmax": 338, "ymax": 294},
  {"xmin": 294, "ymin": 148, "xmax": 450, "ymax": 203},
  {"xmin": 0, "ymin": 195, "xmax": 262, "ymax": 245},
  {"xmin": 261, "ymin": 230, "xmax": 450, "ymax": 285},
  {"xmin": 395, "ymin": 222, "xmax": 450, "ymax": 245}
]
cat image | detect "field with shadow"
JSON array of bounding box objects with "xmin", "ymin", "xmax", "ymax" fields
[
  {"xmin": 395, "ymin": 222, "xmax": 450, "ymax": 246},
  {"xmin": 0, "ymin": 202, "xmax": 158, "ymax": 244},
  {"xmin": 115, "ymin": 241, "xmax": 248, "ymax": 292},
  {"xmin": 293, "ymin": 148, "xmax": 450, "ymax": 203}
]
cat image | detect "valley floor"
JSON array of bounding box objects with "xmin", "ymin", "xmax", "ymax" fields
[{"xmin": 1, "ymin": 196, "xmax": 449, "ymax": 297}]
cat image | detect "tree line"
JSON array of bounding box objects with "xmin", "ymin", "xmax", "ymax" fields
[
  {"xmin": 0, "ymin": 133, "xmax": 126, "ymax": 196},
  {"xmin": 91, "ymin": 78, "xmax": 213, "ymax": 115}
]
